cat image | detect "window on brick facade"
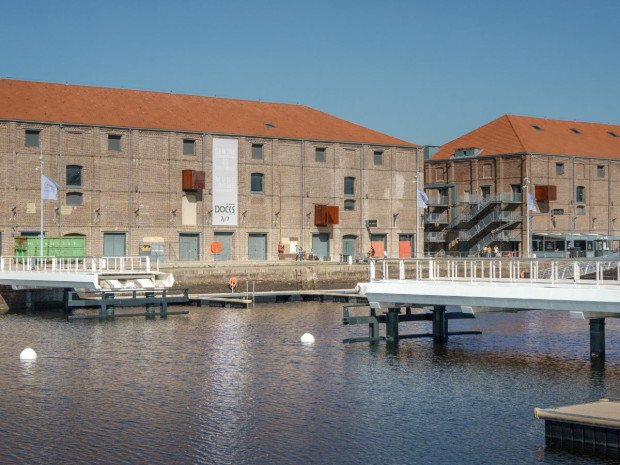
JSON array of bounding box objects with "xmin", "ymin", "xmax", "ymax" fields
[
  {"xmin": 576, "ymin": 205, "xmax": 585, "ymax": 216},
  {"xmin": 597, "ymin": 165, "xmax": 605, "ymax": 178},
  {"xmin": 551, "ymin": 209, "xmax": 564, "ymax": 215},
  {"xmin": 344, "ymin": 177, "xmax": 355, "ymax": 196},
  {"xmin": 556, "ymin": 163, "xmax": 564, "ymax": 176},
  {"xmin": 252, "ymin": 144, "xmax": 263, "ymax": 160},
  {"xmin": 66, "ymin": 165, "xmax": 82, "ymax": 188},
  {"xmin": 108, "ymin": 134, "xmax": 121, "ymax": 151},
  {"xmin": 66, "ymin": 192, "xmax": 83, "ymax": 206},
  {"xmin": 251, "ymin": 173, "xmax": 264, "ymax": 193},
  {"xmin": 25, "ymin": 129, "xmax": 40, "ymax": 148},
  {"xmin": 481, "ymin": 185, "xmax": 491, "ymax": 200},
  {"xmin": 315, "ymin": 147, "xmax": 326, "ymax": 163},
  {"xmin": 344, "ymin": 199, "xmax": 355, "ymax": 211},
  {"xmin": 576, "ymin": 186, "xmax": 585, "ymax": 203},
  {"xmin": 183, "ymin": 139, "xmax": 195, "ymax": 156},
  {"xmin": 374, "ymin": 150, "xmax": 383, "ymax": 165}
]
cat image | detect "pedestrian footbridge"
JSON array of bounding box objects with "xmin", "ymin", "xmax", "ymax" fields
[
  {"xmin": 346, "ymin": 257, "xmax": 620, "ymax": 358},
  {"xmin": 359, "ymin": 257, "xmax": 620, "ymax": 317},
  {"xmin": 0, "ymin": 256, "xmax": 174, "ymax": 290}
]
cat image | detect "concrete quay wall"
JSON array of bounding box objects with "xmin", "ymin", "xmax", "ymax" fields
[{"xmin": 165, "ymin": 262, "xmax": 368, "ymax": 294}]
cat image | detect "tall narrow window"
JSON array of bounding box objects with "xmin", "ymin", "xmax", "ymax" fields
[
  {"xmin": 315, "ymin": 147, "xmax": 326, "ymax": 163},
  {"xmin": 344, "ymin": 177, "xmax": 355, "ymax": 196},
  {"xmin": 183, "ymin": 139, "xmax": 195, "ymax": 156},
  {"xmin": 576, "ymin": 186, "xmax": 585, "ymax": 203},
  {"xmin": 374, "ymin": 150, "xmax": 383, "ymax": 165},
  {"xmin": 66, "ymin": 165, "xmax": 82, "ymax": 188},
  {"xmin": 481, "ymin": 185, "xmax": 491, "ymax": 200},
  {"xmin": 25, "ymin": 129, "xmax": 40, "ymax": 148},
  {"xmin": 108, "ymin": 134, "xmax": 121, "ymax": 151},
  {"xmin": 556, "ymin": 163, "xmax": 564, "ymax": 176},
  {"xmin": 597, "ymin": 165, "xmax": 605, "ymax": 178},
  {"xmin": 252, "ymin": 144, "xmax": 263, "ymax": 160},
  {"xmin": 251, "ymin": 173, "xmax": 264, "ymax": 193}
]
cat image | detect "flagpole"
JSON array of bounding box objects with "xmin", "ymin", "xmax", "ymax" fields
[{"xmin": 40, "ymin": 146, "xmax": 44, "ymax": 259}]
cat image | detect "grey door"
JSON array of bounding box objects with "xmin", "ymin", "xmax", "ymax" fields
[
  {"xmin": 342, "ymin": 235, "xmax": 356, "ymax": 257},
  {"xmin": 214, "ymin": 232, "xmax": 233, "ymax": 261},
  {"xmin": 103, "ymin": 233, "xmax": 126, "ymax": 257},
  {"xmin": 248, "ymin": 233, "xmax": 267, "ymax": 260},
  {"xmin": 312, "ymin": 233, "xmax": 330, "ymax": 260},
  {"xmin": 179, "ymin": 233, "xmax": 199, "ymax": 261}
]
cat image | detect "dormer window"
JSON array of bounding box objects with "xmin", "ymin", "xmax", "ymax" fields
[
  {"xmin": 531, "ymin": 124, "xmax": 544, "ymax": 131},
  {"xmin": 451, "ymin": 147, "xmax": 482, "ymax": 159},
  {"xmin": 570, "ymin": 128, "xmax": 582, "ymax": 135}
]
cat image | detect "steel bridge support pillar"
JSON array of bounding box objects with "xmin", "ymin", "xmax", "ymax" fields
[
  {"xmin": 386, "ymin": 308, "xmax": 401, "ymax": 342},
  {"xmin": 590, "ymin": 318, "xmax": 605, "ymax": 359},
  {"xmin": 433, "ymin": 306, "xmax": 448, "ymax": 344}
]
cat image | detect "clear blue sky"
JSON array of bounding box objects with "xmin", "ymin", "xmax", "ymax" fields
[{"xmin": 1, "ymin": 0, "xmax": 619, "ymax": 145}]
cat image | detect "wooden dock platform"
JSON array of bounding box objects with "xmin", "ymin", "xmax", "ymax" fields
[
  {"xmin": 535, "ymin": 399, "xmax": 620, "ymax": 457},
  {"xmin": 188, "ymin": 289, "xmax": 367, "ymax": 308}
]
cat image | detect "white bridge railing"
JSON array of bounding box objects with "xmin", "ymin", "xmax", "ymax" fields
[
  {"xmin": 369, "ymin": 258, "xmax": 620, "ymax": 287},
  {"xmin": 0, "ymin": 256, "xmax": 154, "ymax": 274}
]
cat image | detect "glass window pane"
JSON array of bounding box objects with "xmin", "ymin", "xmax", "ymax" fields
[
  {"xmin": 183, "ymin": 139, "xmax": 195, "ymax": 155},
  {"xmin": 108, "ymin": 134, "xmax": 121, "ymax": 151},
  {"xmin": 344, "ymin": 177, "xmax": 355, "ymax": 196},
  {"xmin": 251, "ymin": 173, "xmax": 263, "ymax": 193},
  {"xmin": 315, "ymin": 147, "xmax": 326, "ymax": 162},
  {"xmin": 252, "ymin": 144, "xmax": 263, "ymax": 160},
  {"xmin": 374, "ymin": 151, "xmax": 383, "ymax": 165},
  {"xmin": 576, "ymin": 186, "xmax": 585, "ymax": 203},
  {"xmin": 66, "ymin": 165, "xmax": 82, "ymax": 187},
  {"xmin": 25, "ymin": 129, "xmax": 40, "ymax": 147},
  {"xmin": 344, "ymin": 199, "xmax": 355, "ymax": 211}
]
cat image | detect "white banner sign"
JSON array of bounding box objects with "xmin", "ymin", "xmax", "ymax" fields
[{"xmin": 212, "ymin": 138, "xmax": 238, "ymax": 226}]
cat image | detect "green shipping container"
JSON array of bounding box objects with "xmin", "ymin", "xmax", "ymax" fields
[{"xmin": 14, "ymin": 236, "xmax": 86, "ymax": 259}]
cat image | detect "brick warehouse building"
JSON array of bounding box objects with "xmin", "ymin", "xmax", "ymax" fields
[
  {"xmin": 0, "ymin": 79, "xmax": 423, "ymax": 262},
  {"xmin": 424, "ymin": 114, "xmax": 620, "ymax": 258}
]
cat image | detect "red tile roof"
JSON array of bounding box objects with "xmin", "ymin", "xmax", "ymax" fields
[
  {"xmin": 0, "ymin": 79, "xmax": 416, "ymax": 147},
  {"xmin": 431, "ymin": 115, "xmax": 620, "ymax": 160}
]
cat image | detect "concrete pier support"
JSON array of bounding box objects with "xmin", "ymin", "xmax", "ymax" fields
[
  {"xmin": 386, "ymin": 308, "xmax": 401, "ymax": 342},
  {"xmin": 432, "ymin": 306, "xmax": 448, "ymax": 343},
  {"xmin": 590, "ymin": 318, "xmax": 605, "ymax": 359}
]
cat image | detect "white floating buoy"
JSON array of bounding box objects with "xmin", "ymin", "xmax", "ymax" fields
[
  {"xmin": 300, "ymin": 333, "xmax": 315, "ymax": 344},
  {"xmin": 19, "ymin": 347, "xmax": 37, "ymax": 361}
]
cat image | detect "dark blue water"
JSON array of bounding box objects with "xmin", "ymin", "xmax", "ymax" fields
[{"xmin": 1, "ymin": 303, "xmax": 619, "ymax": 464}]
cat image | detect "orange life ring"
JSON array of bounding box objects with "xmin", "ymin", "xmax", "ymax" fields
[
  {"xmin": 211, "ymin": 241, "xmax": 222, "ymax": 254},
  {"xmin": 228, "ymin": 277, "xmax": 238, "ymax": 288}
]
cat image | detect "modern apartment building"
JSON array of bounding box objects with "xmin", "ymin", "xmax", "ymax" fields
[
  {"xmin": 424, "ymin": 115, "xmax": 620, "ymax": 258},
  {"xmin": 0, "ymin": 79, "xmax": 423, "ymax": 262}
]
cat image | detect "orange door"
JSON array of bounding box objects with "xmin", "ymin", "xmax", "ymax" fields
[
  {"xmin": 399, "ymin": 240, "xmax": 411, "ymax": 258},
  {"xmin": 371, "ymin": 241, "xmax": 384, "ymax": 257}
]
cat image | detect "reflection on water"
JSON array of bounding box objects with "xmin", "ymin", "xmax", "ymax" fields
[{"xmin": 1, "ymin": 304, "xmax": 619, "ymax": 464}]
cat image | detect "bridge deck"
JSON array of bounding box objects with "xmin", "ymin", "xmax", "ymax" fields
[
  {"xmin": 0, "ymin": 256, "xmax": 173, "ymax": 290},
  {"xmin": 360, "ymin": 258, "xmax": 620, "ymax": 316}
]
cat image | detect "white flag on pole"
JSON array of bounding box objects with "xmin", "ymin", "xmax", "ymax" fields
[
  {"xmin": 41, "ymin": 174, "xmax": 59, "ymax": 201},
  {"xmin": 527, "ymin": 192, "xmax": 537, "ymax": 212},
  {"xmin": 417, "ymin": 188, "xmax": 429, "ymax": 209}
]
